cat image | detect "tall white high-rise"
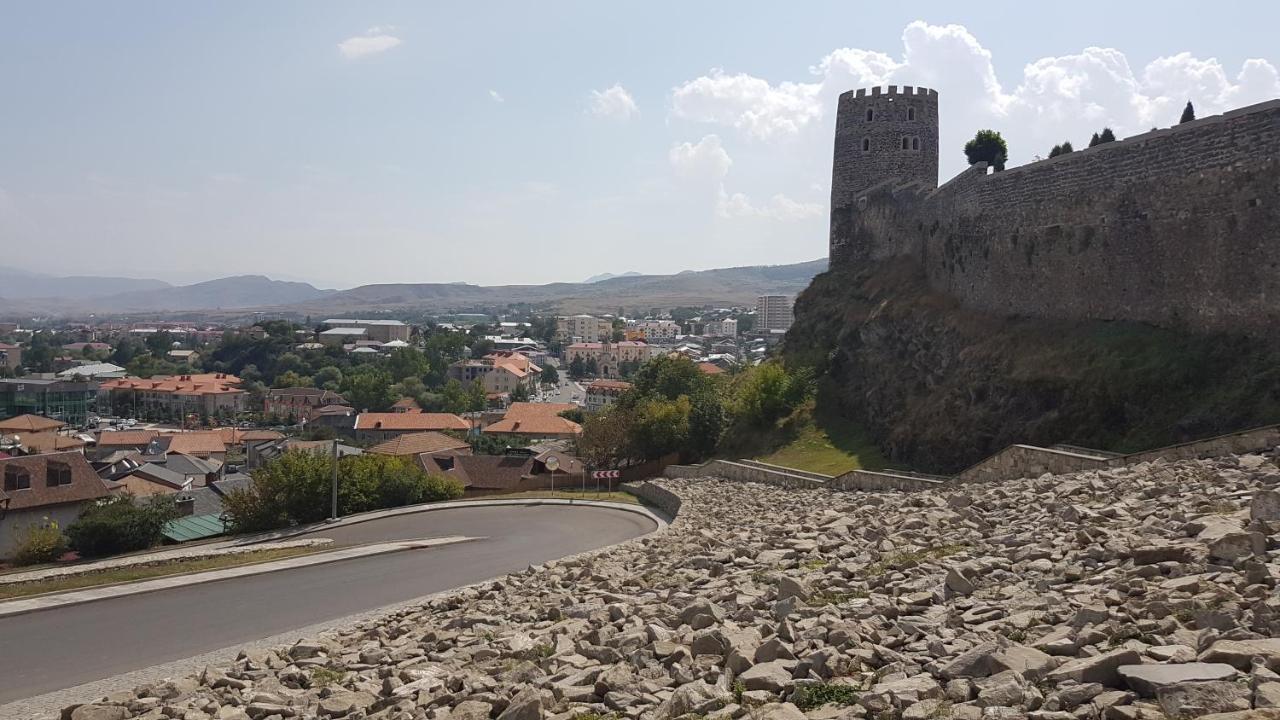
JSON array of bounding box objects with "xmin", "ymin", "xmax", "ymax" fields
[{"xmin": 756, "ymin": 295, "xmax": 794, "ymax": 332}]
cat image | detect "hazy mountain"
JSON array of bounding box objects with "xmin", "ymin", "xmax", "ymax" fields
[
  {"xmin": 96, "ymin": 275, "xmax": 333, "ymax": 311},
  {"xmin": 295, "ymin": 259, "xmax": 828, "ymax": 315},
  {"xmin": 0, "ymin": 267, "xmax": 171, "ymax": 299},
  {"xmin": 582, "ymin": 271, "xmax": 642, "ymax": 283}
]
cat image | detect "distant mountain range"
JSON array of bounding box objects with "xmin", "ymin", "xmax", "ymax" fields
[
  {"xmin": 582, "ymin": 271, "xmax": 642, "ymax": 284},
  {"xmin": 0, "ymin": 259, "xmax": 827, "ymax": 318}
]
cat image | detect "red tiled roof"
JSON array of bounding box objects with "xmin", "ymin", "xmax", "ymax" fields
[
  {"xmin": 99, "ymin": 373, "xmax": 245, "ymax": 396},
  {"xmin": 0, "ymin": 414, "xmax": 66, "ymax": 433},
  {"xmin": 96, "ymin": 430, "xmax": 160, "ymax": 447},
  {"xmin": 588, "ymin": 380, "xmax": 632, "ymax": 391},
  {"xmin": 0, "ymin": 452, "xmax": 114, "ymax": 511},
  {"xmin": 214, "ymin": 427, "xmax": 285, "ymax": 445},
  {"xmin": 369, "ymin": 431, "xmax": 471, "ymax": 456},
  {"xmin": 697, "ymin": 362, "xmax": 726, "ymax": 375},
  {"xmin": 483, "ymin": 403, "xmax": 582, "ymax": 437},
  {"xmin": 354, "ymin": 413, "xmax": 471, "ymax": 432},
  {"xmin": 166, "ymin": 431, "xmax": 228, "ymax": 456},
  {"xmin": 21, "ymin": 433, "xmax": 87, "ymax": 454}
]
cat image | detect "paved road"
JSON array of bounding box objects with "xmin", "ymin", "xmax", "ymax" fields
[{"xmin": 0, "ymin": 504, "xmax": 655, "ymax": 703}]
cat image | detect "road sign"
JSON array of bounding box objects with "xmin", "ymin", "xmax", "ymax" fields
[{"xmin": 592, "ymin": 470, "xmax": 620, "ymax": 480}]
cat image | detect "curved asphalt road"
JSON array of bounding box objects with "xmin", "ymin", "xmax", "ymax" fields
[{"xmin": 0, "ymin": 504, "xmax": 655, "ymax": 703}]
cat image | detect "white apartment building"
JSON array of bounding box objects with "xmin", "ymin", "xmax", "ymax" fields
[
  {"xmin": 632, "ymin": 320, "xmax": 680, "ymax": 342},
  {"xmin": 555, "ymin": 314, "xmax": 611, "ymax": 342},
  {"xmin": 756, "ymin": 296, "xmax": 794, "ymax": 332},
  {"xmin": 703, "ymin": 318, "xmax": 738, "ymax": 337}
]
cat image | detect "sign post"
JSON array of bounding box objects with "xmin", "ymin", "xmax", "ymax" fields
[{"xmin": 545, "ymin": 455, "xmax": 559, "ymax": 495}]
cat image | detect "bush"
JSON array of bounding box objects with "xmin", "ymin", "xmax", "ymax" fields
[
  {"xmin": 65, "ymin": 496, "xmax": 180, "ymax": 558},
  {"xmin": 10, "ymin": 518, "xmax": 69, "ymax": 566},
  {"xmin": 223, "ymin": 451, "xmax": 465, "ymax": 532}
]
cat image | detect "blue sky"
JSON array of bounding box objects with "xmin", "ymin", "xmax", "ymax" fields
[{"xmin": 2, "ymin": 2, "xmax": 1278, "ymax": 289}]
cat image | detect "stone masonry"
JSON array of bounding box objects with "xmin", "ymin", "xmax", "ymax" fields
[{"xmin": 829, "ymin": 89, "xmax": 1280, "ymax": 335}]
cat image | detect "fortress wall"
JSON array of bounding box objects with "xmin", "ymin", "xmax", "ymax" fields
[{"xmin": 842, "ymin": 99, "xmax": 1280, "ymax": 334}]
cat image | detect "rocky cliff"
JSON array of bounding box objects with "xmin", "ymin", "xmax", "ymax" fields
[{"xmin": 785, "ymin": 260, "xmax": 1280, "ymax": 474}]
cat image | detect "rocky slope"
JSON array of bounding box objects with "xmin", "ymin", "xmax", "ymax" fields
[
  {"xmin": 784, "ymin": 260, "xmax": 1280, "ymax": 473},
  {"xmin": 59, "ymin": 448, "xmax": 1280, "ymax": 720}
]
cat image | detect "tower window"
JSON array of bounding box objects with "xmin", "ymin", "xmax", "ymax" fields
[
  {"xmin": 902, "ymin": 137, "xmax": 909, "ymax": 150},
  {"xmin": 862, "ymin": 138, "xmax": 870, "ymax": 152},
  {"xmin": 912, "ymin": 137, "xmax": 920, "ymax": 151},
  {"xmin": 908, "ymin": 108, "xmax": 916, "ymax": 121},
  {"xmin": 866, "ymin": 108, "xmax": 874, "ymax": 122}
]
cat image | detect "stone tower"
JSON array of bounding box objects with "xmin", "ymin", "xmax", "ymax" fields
[{"xmin": 830, "ymin": 85, "xmax": 939, "ymax": 210}]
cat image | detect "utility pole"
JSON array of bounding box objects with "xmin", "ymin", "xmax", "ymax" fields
[{"xmin": 330, "ymin": 437, "xmax": 339, "ymax": 521}]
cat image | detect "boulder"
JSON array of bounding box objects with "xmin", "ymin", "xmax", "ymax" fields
[
  {"xmin": 1207, "ymin": 531, "xmax": 1266, "ymax": 562},
  {"xmin": 752, "ymin": 703, "xmax": 808, "ymax": 720},
  {"xmin": 1252, "ymin": 490, "xmax": 1280, "ymax": 521},
  {"xmin": 70, "ymin": 707, "xmax": 128, "ymax": 720},
  {"xmin": 1117, "ymin": 662, "xmax": 1238, "ymax": 697},
  {"xmin": 1046, "ymin": 648, "xmax": 1141, "ymax": 687},
  {"xmin": 1156, "ymin": 680, "xmax": 1250, "ymax": 719},
  {"xmin": 1200, "ymin": 638, "xmax": 1280, "ymax": 670},
  {"xmin": 740, "ymin": 661, "xmax": 795, "ymax": 692},
  {"xmin": 653, "ymin": 681, "xmax": 729, "ymax": 720}
]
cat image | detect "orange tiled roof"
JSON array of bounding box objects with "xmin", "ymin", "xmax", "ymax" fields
[
  {"xmin": 96, "ymin": 430, "xmax": 160, "ymax": 446},
  {"xmin": 588, "ymin": 380, "xmax": 632, "ymax": 391},
  {"xmin": 214, "ymin": 427, "xmax": 285, "ymax": 445},
  {"xmin": 0, "ymin": 414, "xmax": 66, "ymax": 433},
  {"xmin": 483, "ymin": 403, "xmax": 582, "ymax": 437},
  {"xmin": 166, "ymin": 431, "xmax": 227, "ymax": 455},
  {"xmin": 99, "ymin": 373, "xmax": 245, "ymax": 396},
  {"xmin": 368, "ymin": 431, "xmax": 471, "ymax": 456},
  {"xmin": 21, "ymin": 433, "xmax": 86, "ymax": 454},
  {"xmin": 697, "ymin": 362, "xmax": 726, "ymax": 375},
  {"xmin": 354, "ymin": 413, "xmax": 471, "ymax": 432}
]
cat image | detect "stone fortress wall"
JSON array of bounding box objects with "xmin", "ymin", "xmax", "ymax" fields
[{"xmin": 829, "ymin": 87, "xmax": 1280, "ymax": 334}]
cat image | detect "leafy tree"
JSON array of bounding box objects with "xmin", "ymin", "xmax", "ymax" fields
[
  {"xmin": 629, "ymin": 396, "xmax": 691, "ymax": 460},
  {"xmin": 1180, "ymin": 100, "xmax": 1195, "ymax": 124},
  {"xmin": 621, "ymin": 354, "xmax": 725, "ymax": 460},
  {"xmin": 387, "ymin": 347, "xmax": 431, "ymax": 382},
  {"xmin": 611, "ymin": 329, "xmax": 626, "ymax": 342},
  {"xmin": 441, "ymin": 379, "xmax": 469, "ymax": 414},
  {"xmin": 510, "ymin": 383, "xmax": 530, "ymax": 403},
  {"xmin": 568, "ymin": 356, "xmax": 587, "ymax": 380},
  {"xmin": 145, "ymin": 331, "xmax": 174, "ymax": 357},
  {"xmin": 963, "ymin": 130, "xmax": 1008, "ymax": 171},
  {"xmin": 313, "ymin": 365, "xmax": 343, "ymax": 390},
  {"xmin": 558, "ymin": 407, "xmax": 586, "ymax": 424},
  {"xmin": 584, "ymin": 356, "xmax": 599, "ymax": 377},
  {"xmin": 540, "ymin": 364, "xmax": 559, "ymax": 384},
  {"xmin": 341, "ymin": 366, "xmax": 396, "ymax": 412},
  {"xmin": 469, "ymin": 338, "xmax": 494, "ymax": 358},
  {"xmin": 110, "ymin": 337, "xmax": 140, "ymax": 366},
  {"xmin": 579, "ymin": 408, "xmax": 634, "ymax": 468},
  {"xmin": 274, "ymin": 352, "xmax": 306, "ymax": 376},
  {"xmin": 66, "ymin": 495, "xmax": 180, "ymax": 557},
  {"xmin": 274, "ymin": 370, "xmax": 312, "ymax": 388},
  {"xmin": 24, "ymin": 333, "xmax": 56, "ymax": 373},
  {"xmin": 730, "ymin": 362, "xmax": 813, "ymax": 429},
  {"xmin": 466, "ymin": 380, "xmax": 488, "ymax": 411}
]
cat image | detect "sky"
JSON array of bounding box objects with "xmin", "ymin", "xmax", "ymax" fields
[{"xmin": 2, "ymin": 2, "xmax": 1278, "ymax": 290}]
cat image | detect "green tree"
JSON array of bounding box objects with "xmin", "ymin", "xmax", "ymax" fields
[
  {"xmin": 387, "ymin": 347, "xmax": 430, "ymax": 382},
  {"xmin": 313, "ymin": 365, "xmax": 343, "ymax": 390},
  {"xmin": 629, "ymin": 396, "xmax": 691, "ymax": 460},
  {"xmin": 568, "ymin": 356, "xmax": 586, "ymax": 379},
  {"xmin": 963, "ymin": 130, "xmax": 1008, "ymax": 171},
  {"xmin": 466, "ymin": 380, "xmax": 488, "ymax": 411},
  {"xmin": 1180, "ymin": 100, "xmax": 1195, "ymax": 124},
  {"xmin": 341, "ymin": 366, "xmax": 396, "ymax": 412},
  {"xmin": 579, "ymin": 408, "xmax": 634, "ymax": 468},
  {"xmin": 274, "ymin": 370, "xmax": 312, "ymax": 388},
  {"xmin": 540, "ymin": 364, "xmax": 559, "ymax": 385},
  {"xmin": 66, "ymin": 495, "xmax": 180, "ymax": 557},
  {"xmin": 110, "ymin": 337, "xmax": 140, "ymax": 366},
  {"xmin": 469, "ymin": 338, "xmax": 495, "ymax": 358},
  {"xmin": 441, "ymin": 379, "xmax": 469, "ymax": 414},
  {"xmin": 510, "ymin": 383, "xmax": 530, "ymax": 402},
  {"xmin": 1099, "ymin": 127, "xmax": 1116, "ymax": 143},
  {"xmin": 730, "ymin": 362, "xmax": 813, "ymax": 429},
  {"xmin": 1048, "ymin": 141, "xmax": 1073, "ymax": 158},
  {"xmin": 623, "ymin": 354, "xmax": 725, "ymax": 460},
  {"xmin": 1088, "ymin": 132, "xmax": 1101, "ymax": 148}
]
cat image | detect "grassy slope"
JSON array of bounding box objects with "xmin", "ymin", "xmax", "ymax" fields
[{"xmin": 727, "ymin": 400, "xmax": 889, "ymax": 476}]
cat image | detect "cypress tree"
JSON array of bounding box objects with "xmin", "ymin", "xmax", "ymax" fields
[{"xmin": 1180, "ymin": 101, "xmax": 1196, "ymax": 124}]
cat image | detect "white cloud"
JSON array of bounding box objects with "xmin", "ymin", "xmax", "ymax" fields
[
  {"xmin": 669, "ymin": 21, "xmax": 1280, "ymax": 176},
  {"xmin": 589, "ymin": 84, "xmax": 639, "ymax": 119},
  {"xmin": 489, "ymin": 89, "xmax": 504, "ymax": 103},
  {"xmin": 717, "ymin": 192, "xmax": 824, "ymax": 221},
  {"xmin": 338, "ymin": 28, "xmax": 402, "ymax": 60},
  {"xmin": 668, "ymin": 135, "xmax": 731, "ymax": 181}
]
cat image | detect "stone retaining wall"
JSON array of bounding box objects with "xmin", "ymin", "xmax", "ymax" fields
[
  {"xmin": 831, "ymin": 468, "xmax": 947, "ymax": 492},
  {"xmin": 957, "ymin": 444, "xmax": 1112, "ymax": 484},
  {"xmin": 620, "ymin": 481, "xmax": 683, "ymax": 516},
  {"xmin": 1115, "ymin": 424, "xmax": 1280, "ymax": 466}
]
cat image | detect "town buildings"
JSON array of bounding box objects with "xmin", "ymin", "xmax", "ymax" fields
[
  {"xmin": 320, "ymin": 319, "xmax": 411, "ymax": 343},
  {"xmin": 703, "ymin": 318, "xmax": 738, "ymax": 337},
  {"xmin": 0, "ymin": 343, "xmax": 22, "ymax": 372},
  {"xmin": 447, "ymin": 352, "xmax": 542, "ymax": 397},
  {"xmin": 0, "ymin": 451, "xmax": 116, "ymax": 559},
  {"xmin": 263, "ymin": 387, "xmax": 349, "ymax": 422},
  {"xmin": 555, "ymin": 315, "xmax": 611, "ymax": 342},
  {"xmin": 585, "ymin": 380, "xmax": 631, "ymax": 413},
  {"xmin": 563, "ymin": 340, "xmax": 654, "ymax": 379},
  {"xmin": 756, "ymin": 295, "xmax": 794, "ymax": 332},
  {"xmin": 631, "ymin": 320, "xmax": 680, "ymax": 343},
  {"xmin": 0, "ymin": 378, "xmax": 98, "ymax": 426},
  {"xmin": 481, "ymin": 403, "xmax": 582, "ymax": 441},
  {"xmin": 353, "ymin": 412, "xmax": 471, "ymax": 442},
  {"xmin": 98, "ymin": 373, "xmax": 248, "ymax": 422}
]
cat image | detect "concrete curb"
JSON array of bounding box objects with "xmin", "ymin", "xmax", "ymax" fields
[
  {"xmin": 0, "ymin": 535, "xmax": 479, "ymax": 619},
  {"xmin": 235, "ymin": 495, "xmax": 669, "ymax": 544}
]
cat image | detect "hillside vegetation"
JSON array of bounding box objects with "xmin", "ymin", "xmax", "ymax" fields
[{"xmin": 784, "ymin": 259, "xmax": 1280, "ymax": 473}]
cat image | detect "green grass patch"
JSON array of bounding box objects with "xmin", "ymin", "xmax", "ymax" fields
[
  {"xmin": 863, "ymin": 543, "xmax": 968, "ymax": 577},
  {"xmin": 488, "ymin": 489, "xmax": 640, "ymax": 505},
  {"xmin": 792, "ymin": 683, "xmax": 860, "ymax": 710},
  {"xmin": 750, "ymin": 401, "xmax": 888, "ymax": 476},
  {"xmin": 0, "ymin": 545, "xmax": 323, "ymax": 601},
  {"xmin": 309, "ymin": 667, "xmax": 345, "ymax": 688}
]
